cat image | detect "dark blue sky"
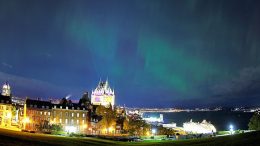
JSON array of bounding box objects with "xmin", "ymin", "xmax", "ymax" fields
[{"xmin": 0, "ymin": 0, "xmax": 260, "ymax": 107}]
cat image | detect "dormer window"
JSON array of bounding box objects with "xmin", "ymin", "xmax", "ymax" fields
[
  {"xmin": 66, "ymin": 106, "xmax": 68, "ymax": 110},
  {"xmin": 34, "ymin": 105, "xmax": 37, "ymax": 108},
  {"xmin": 42, "ymin": 106, "xmax": 45, "ymax": 109}
]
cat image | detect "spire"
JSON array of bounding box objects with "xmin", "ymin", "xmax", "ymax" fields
[
  {"xmin": 105, "ymin": 77, "xmax": 108, "ymax": 86},
  {"xmin": 104, "ymin": 77, "xmax": 109, "ymax": 89},
  {"xmin": 99, "ymin": 78, "xmax": 102, "ymax": 85}
]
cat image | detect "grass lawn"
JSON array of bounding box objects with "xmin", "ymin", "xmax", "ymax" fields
[{"xmin": 0, "ymin": 128, "xmax": 260, "ymax": 146}]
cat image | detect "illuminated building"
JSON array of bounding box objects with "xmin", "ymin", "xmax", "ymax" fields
[
  {"xmin": 22, "ymin": 99, "xmax": 52, "ymax": 131},
  {"xmin": 2, "ymin": 82, "xmax": 11, "ymax": 96},
  {"xmin": 52, "ymin": 104, "xmax": 89, "ymax": 134},
  {"xmin": 21, "ymin": 98, "xmax": 90, "ymax": 134},
  {"xmin": 183, "ymin": 119, "xmax": 216, "ymax": 134},
  {"xmin": 162, "ymin": 122, "xmax": 177, "ymax": 129},
  {"xmin": 91, "ymin": 79, "xmax": 115, "ymax": 108},
  {"xmin": 0, "ymin": 83, "xmax": 13, "ymax": 127},
  {"xmin": 142, "ymin": 114, "xmax": 164, "ymax": 123},
  {"xmin": 0, "ymin": 95, "xmax": 12, "ymax": 127}
]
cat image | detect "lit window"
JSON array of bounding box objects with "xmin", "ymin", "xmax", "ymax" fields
[
  {"xmin": 54, "ymin": 105, "xmax": 56, "ymax": 109},
  {"xmin": 77, "ymin": 120, "xmax": 79, "ymax": 124},
  {"xmin": 60, "ymin": 119, "xmax": 62, "ymax": 123},
  {"xmin": 65, "ymin": 119, "xmax": 68, "ymax": 124},
  {"xmin": 72, "ymin": 113, "xmax": 74, "ymax": 117},
  {"xmin": 48, "ymin": 112, "xmax": 50, "ymax": 116},
  {"xmin": 83, "ymin": 113, "xmax": 85, "ymax": 117},
  {"xmin": 82, "ymin": 120, "xmax": 85, "ymax": 124},
  {"xmin": 40, "ymin": 112, "xmax": 42, "ymax": 115},
  {"xmin": 44, "ymin": 112, "xmax": 46, "ymax": 115},
  {"xmin": 77, "ymin": 113, "xmax": 79, "ymax": 117}
]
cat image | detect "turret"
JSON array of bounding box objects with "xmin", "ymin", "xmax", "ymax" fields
[{"xmin": 2, "ymin": 82, "xmax": 11, "ymax": 96}]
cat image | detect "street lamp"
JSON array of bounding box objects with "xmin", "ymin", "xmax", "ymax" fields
[
  {"xmin": 23, "ymin": 117, "xmax": 30, "ymax": 130},
  {"xmin": 152, "ymin": 129, "xmax": 156, "ymax": 136},
  {"xmin": 229, "ymin": 124, "xmax": 234, "ymax": 135}
]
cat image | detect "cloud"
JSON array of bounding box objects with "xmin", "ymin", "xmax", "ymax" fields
[
  {"xmin": 0, "ymin": 71, "xmax": 81, "ymax": 99},
  {"xmin": 211, "ymin": 66, "xmax": 260, "ymax": 105},
  {"xmin": 1, "ymin": 62, "xmax": 13, "ymax": 68}
]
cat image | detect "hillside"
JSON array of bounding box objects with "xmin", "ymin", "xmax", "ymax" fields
[{"xmin": 0, "ymin": 128, "xmax": 259, "ymax": 146}]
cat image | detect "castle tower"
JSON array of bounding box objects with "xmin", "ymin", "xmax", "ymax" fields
[
  {"xmin": 2, "ymin": 82, "xmax": 11, "ymax": 96},
  {"xmin": 91, "ymin": 79, "xmax": 115, "ymax": 108}
]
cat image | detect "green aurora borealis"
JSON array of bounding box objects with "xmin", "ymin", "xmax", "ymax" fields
[{"xmin": 0, "ymin": 0, "xmax": 260, "ymax": 107}]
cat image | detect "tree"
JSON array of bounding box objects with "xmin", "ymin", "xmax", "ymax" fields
[
  {"xmin": 60, "ymin": 97, "xmax": 67, "ymax": 105},
  {"xmin": 157, "ymin": 125, "xmax": 175, "ymax": 136},
  {"xmin": 79, "ymin": 92, "xmax": 91, "ymax": 106},
  {"xmin": 12, "ymin": 106, "xmax": 17, "ymax": 117},
  {"xmin": 248, "ymin": 112, "xmax": 260, "ymax": 130},
  {"xmin": 96, "ymin": 105, "xmax": 116, "ymax": 134},
  {"xmin": 51, "ymin": 124, "xmax": 64, "ymax": 135},
  {"xmin": 123, "ymin": 117, "xmax": 129, "ymax": 131},
  {"xmin": 127, "ymin": 114, "xmax": 151, "ymax": 136},
  {"xmin": 51, "ymin": 124, "xmax": 63, "ymax": 132}
]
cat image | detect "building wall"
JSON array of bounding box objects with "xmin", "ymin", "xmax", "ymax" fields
[
  {"xmin": 22, "ymin": 105, "xmax": 90, "ymax": 134},
  {"xmin": 0, "ymin": 104, "xmax": 12, "ymax": 127},
  {"xmin": 91, "ymin": 95, "xmax": 115, "ymax": 107},
  {"xmin": 52, "ymin": 106, "xmax": 89, "ymax": 133},
  {"xmin": 25, "ymin": 108, "xmax": 51, "ymax": 131}
]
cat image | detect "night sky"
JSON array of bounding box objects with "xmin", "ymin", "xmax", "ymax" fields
[{"xmin": 0, "ymin": 0, "xmax": 260, "ymax": 108}]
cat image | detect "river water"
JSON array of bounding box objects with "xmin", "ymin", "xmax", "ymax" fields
[{"xmin": 143, "ymin": 111, "xmax": 254, "ymax": 131}]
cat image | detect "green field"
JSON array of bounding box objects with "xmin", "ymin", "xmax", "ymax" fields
[{"xmin": 0, "ymin": 128, "xmax": 260, "ymax": 146}]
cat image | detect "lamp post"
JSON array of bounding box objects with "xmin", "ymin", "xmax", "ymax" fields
[
  {"xmin": 152, "ymin": 129, "xmax": 156, "ymax": 136},
  {"xmin": 229, "ymin": 125, "xmax": 234, "ymax": 135},
  {"xmin": 23, "ymin": 117, "xmax": 29, "ymax": 130}
]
